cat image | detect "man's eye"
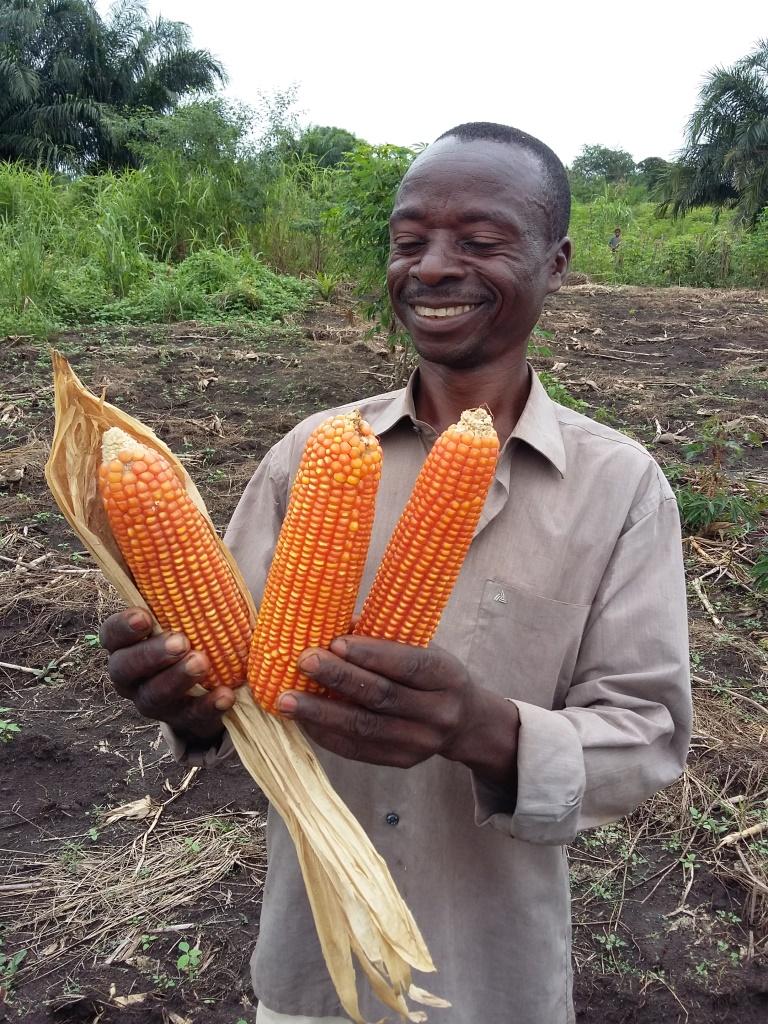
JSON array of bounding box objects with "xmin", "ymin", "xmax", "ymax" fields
[
  {"xmin": 394, "ymin": 239, "xmax": 424, "ymax": 252},
  {"xmin": 464, "ymin": 239, "xmax": 499, "ymax": 252}
]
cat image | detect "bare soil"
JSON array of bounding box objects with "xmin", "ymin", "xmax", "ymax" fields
[{"xmin": 1, "ymin": 286, "xmax": 767, "ymax": 1023}]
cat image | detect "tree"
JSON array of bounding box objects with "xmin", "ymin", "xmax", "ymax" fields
[
  {"xmin": 0, "ymin": 0, "xmax": 225, "ymax": 172},
  {"xmin": 570, "ymin": 144, "xmax": 636, "ymax": 183},
  {"xmin": 635, "ymin": 157, "xmax": 671, "ymax": 191},
  {"xmin": 288, "ymin": 125, "xmax": 361, "ymax": 168},
  {"xmin": 657, "ymin": 39, "xmax": 768, "ymax": 227}
]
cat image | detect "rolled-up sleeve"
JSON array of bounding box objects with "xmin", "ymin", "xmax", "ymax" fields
[{"xmin": 476, "ymin": 491, "xmax": 692, "ymax": 844}]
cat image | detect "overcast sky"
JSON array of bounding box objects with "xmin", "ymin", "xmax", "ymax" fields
[{"xmin": 112, "ymin": 0, "xmax": 766, "ymax": 164}]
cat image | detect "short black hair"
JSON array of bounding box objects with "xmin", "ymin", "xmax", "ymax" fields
[{"xmin": 434, "ymin": 122, "xmax": 571, "ymax": 241}]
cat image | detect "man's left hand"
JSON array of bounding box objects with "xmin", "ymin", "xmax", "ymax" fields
[{"xmin": 277, "ymin": 636, "xmax": 520, "ymax": 787}]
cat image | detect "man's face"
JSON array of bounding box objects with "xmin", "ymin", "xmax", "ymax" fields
[{"xmin": 387, "ymin": 138, "xmax": 570, "ymax": 370}]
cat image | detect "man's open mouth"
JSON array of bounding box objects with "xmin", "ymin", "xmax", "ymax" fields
[{"xmin": 412, "ymin": 304, "xmax": 480, "ymax": 318}]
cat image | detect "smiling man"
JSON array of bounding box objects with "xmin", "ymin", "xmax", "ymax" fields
[{"xmin": 100, "ymin": 123, "xmax": 692, "ymax": 1023}]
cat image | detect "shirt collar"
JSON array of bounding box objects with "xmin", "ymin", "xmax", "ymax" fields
[
  {"xmin": 363, "ymin": 365, "xmax": 567, "ymax": 478},
  {"xmin": 510, "ymin": 368, "xmax": 567, "ymax": 477}
]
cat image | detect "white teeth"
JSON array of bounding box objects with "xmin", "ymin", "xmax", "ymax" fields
[{"xmin": 414, "ymin": 304, "xmax": 476, "ymax": 318}]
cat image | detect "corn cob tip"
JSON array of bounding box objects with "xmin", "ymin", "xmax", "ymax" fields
[
  {"xmin": 456, "ymin": 407, "xmax": 496, "ymax": 438},
  {"xmin": 102, "ymin": 425, "xmax": 144, "ymax": 463}
]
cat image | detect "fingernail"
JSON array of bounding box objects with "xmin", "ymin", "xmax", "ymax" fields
[
  {"xmin": 330, "ymin": 637, "xmax": 348, "ymax": 657},
  {"xmin": 278, "ymin": 694, "xmax": 298, "ymax": 716},
  {"xmin": 165, "ymin": 634, "xmax": 188, "ymax": 655},
  {"xmin": 128, "ymin": 611, "xmax": 148, "ymax": 632},
  {"xmin": 184, "ymin": 653, "xmax": 206, "ymax": 676},
  {"xmin": 214, "ymin": 696, "xmax": 232, "ymax": 711},
  {"xmin": 299, "ymin": 653, "xmax": 320, "ymax": 674}
]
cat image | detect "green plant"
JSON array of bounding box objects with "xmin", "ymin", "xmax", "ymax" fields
[
  {"xmin": 332, "ymin": 142, "xmax": 417, "ymax": 335},
  {"xmin": 539, "ymin": 372, "xmax": 588, "ymax": 412},
  {"xmin": 0, "ymin": 944, "xmax": 27, "ymax": 997},
  {"xmin": 674, "ymin": 485, "xmax": 764, "ymax": 537},
  {"xmin": 58, "ymin": 841, "xmax": 85, "ymax": 869},
  {"xmin": 0, "ymin": 710, "xmax": 20, "ymax": 742},
  {"xmin": 749, "ymin": 546, "xmax": 768, "ymax": 592},
  {"xmin": 689, "ymin": 806, "xmax": 728, "ymax": 835},
  {"xmin": 596, "ymin": 932, "xmax": 627, "ymax": 952},
  {"xmin": 315, "ymin": 271, "xmax": 340, "ymax": 301},
  {"xmin": 684, "ymin": 417, "xmax": 744, "ymax": 471},
  {"xmin": 176, "ymin": 940, "xmax": 203, "ymax": 977},
  {"xmin": 152, "ymin": 969, "xmax": 177, "ymax": 990}
]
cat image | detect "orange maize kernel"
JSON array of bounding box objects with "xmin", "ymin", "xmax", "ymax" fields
[
  {"xmin": 99, "ymin": 426, "xmax": 252, "ymax": 689},
  {"xmin": 354, "ymin": 407, "xmax": 499, "ymax": 646},
  {"xmin": 248, "ymin": 411, "xmax": 382, "ymax": 714}
]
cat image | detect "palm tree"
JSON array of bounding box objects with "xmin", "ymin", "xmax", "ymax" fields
[
  {"xmin": 0, "ymin": 0, "xmax": 226, "ymax": 172},
  {"xmin": 658, "ymin": 40, "xmax": 768, "ymax": 227}
]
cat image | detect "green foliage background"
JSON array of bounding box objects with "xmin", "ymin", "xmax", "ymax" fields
[{"xmin": 0, "ymin": 93, "xmax": 766, "ymax": 340}]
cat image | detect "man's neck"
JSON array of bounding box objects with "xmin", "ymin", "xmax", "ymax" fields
[{"xmin": 413, "ymin": 359, "xmax": 531, "ymax": 444}]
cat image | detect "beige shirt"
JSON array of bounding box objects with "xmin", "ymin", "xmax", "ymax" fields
[{"xmin": 165, "ymin": 369, "xmax": 691, "ymax": 1024}]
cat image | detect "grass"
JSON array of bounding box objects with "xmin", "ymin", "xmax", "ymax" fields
[{"xmin": 0, "ymin": 162, "xmax": 313, "ymax": 337}]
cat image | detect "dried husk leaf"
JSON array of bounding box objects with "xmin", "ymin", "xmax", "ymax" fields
[{"xmin": 44, "ymin": 352, "xmax": 442, "ymax": 1023}]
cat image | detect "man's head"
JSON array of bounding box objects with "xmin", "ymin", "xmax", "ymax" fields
[
  {"xmin": 614, "ymin": 227, "xmax": 622, "ymax": 236},
  {"xmin": 387, "ymin": 122, "xmax": 571, "ymax": 371}
]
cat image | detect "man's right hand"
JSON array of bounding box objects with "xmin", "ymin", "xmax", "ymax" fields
[{"xmin": 99, "ymin": 608, "xmax": 237, "ymax": 745}]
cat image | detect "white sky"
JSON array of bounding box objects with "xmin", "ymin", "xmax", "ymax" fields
[{"xmin": 106, "ymin": 0, "xmax": 767, "ymax": 164}]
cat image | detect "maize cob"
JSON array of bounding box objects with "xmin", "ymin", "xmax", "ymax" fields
[
  {"xmin": 248, "ymin": 410, "xmax": 382, "ymax": 714},
  {"xmin": 98, "ymin": 426, "xmax": 252, "ymax": 688},
  {"xmin": 354, "ymin": 407, "xmax": 499, "ymax": 645}
]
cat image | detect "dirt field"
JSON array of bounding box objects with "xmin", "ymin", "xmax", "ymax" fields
[{"xmin": 1, "ymin": 285, "xmax": 767, "ymax": 1023}]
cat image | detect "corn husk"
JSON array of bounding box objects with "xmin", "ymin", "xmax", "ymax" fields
[{"xmin": 45, "ymin": 352, "xmax": 447, "ymax": 1023}]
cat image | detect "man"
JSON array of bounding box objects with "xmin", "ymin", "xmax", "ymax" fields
[
  {"xmin": 101, "ymin": 123, "xmax": 691, "ymax": 1024},
  {"xmin": 609, "ymin": 226, "xmax": 622, "ymax": 253}
]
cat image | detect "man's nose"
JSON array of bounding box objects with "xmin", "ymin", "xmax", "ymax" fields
[{"xmin": 409, "ymin": 238, "xmax": 465, "ymax": 286}]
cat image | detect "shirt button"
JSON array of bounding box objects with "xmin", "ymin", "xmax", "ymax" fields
[{"xmin": 385, "ymin": 812, "xmax": 400, "ymax": 826}]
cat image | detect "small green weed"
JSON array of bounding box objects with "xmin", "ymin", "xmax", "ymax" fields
[
  {"xmin": 689, "ymin": 806, "xmax": 728, "ymax": 835},
  {"xmin": 0, "ymin": 944, "xmax": 27, "ymax": 997},
  {"xmin": 539, "ymin": 372, "xmax": 588, "ymax": 412},
  {"xmin": 58, "ymin": 841, "xmax": 85, "ymax": 869},
  {"xmin": 315, "ymin": 271, "xmax": 339, "ymax": 301},
  {"xmin": 674, "ymin": 485, "xmax": 764, "ymax": 537},
  {"xmin": 0, "ymin": 711, "xmax": 21, "ymax": 743},
  {"xmin": 176, "ymin": 940, "xmax": 203, "ymax": 978}
]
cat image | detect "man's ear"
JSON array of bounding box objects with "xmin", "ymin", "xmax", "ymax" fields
[{"xmin": 546, "ymin": 237, "xmax": 572, "ymax": 295}]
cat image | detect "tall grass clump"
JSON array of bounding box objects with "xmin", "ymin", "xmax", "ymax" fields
[
  {"xmin": 254, "ymin": 155, "xmax": 341, "ymax": 276},
  {"xmin": 0, "ymin": 158, "xmax": 312, "ymax": 336}
]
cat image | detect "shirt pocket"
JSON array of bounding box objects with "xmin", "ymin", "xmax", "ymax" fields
[{"xmin": 466, "ymin": 579, "xmax": 590, "ymax": 710}]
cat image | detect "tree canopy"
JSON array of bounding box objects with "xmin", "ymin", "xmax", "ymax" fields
[
  {"xmin": 657, "ymin": 38, "xmax": 768, "ymax": 227},
  {"xmin": 287, "ymin": 125, "xmax": 361, "ymax": 168},
  {"xmin": 570, "ymin": 144, "xmax": 636, "ymax": 183},
  {"xmin": 0, "ymin": 0, "xmax": 225, "ymax": 171}
]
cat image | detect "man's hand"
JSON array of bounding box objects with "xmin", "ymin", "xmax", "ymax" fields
[
  {"xmin": 278, "ymin": 636, "xmax": 520, "ymax": 788},
  {"xmin": 100, "ymin": 608, "xmax": 237, "ymax": 746}
]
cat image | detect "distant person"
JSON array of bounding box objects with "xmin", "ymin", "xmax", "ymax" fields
[{"xmin": 609, "ymin": 226, "xmax": 622, "ymax": 253}]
